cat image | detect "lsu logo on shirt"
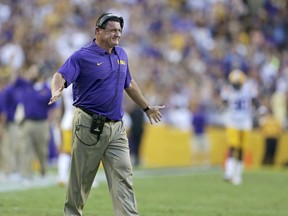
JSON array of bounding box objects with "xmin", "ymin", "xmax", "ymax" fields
[{"xmin": 118, "ymin": 60, "xmax": 126, "ymax": 65}]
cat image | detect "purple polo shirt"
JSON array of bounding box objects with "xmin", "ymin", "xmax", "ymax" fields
[
  {"xmin": 0, "ymin": 90, "xmax": 3, "ymax": 114},
  {"xmin": 2, "ymin": 82, "xmax": 21, "ymax": 123},
  {"xmin": 58, "ymin": 39, "xmax": 132, "ymax": 120},
  {"xmin": 15, "ymin": 77, "xmax": 54, "ymax": 120},
  {"xmin": 192, "ymin": 110, "xmax": 207, "ymax": 135}
]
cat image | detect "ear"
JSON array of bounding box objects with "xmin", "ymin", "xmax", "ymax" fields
[{"xmin": 95, "ymin": 27, "xmax": 100, "ymax": 34}]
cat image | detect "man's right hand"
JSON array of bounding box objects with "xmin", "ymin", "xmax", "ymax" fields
[
  {"xmin": 48, "ymin": 72, "xmax": 66, "ymax": 105},
  {"xmin": 48, "ymin": 86, "xmax": 64, "ymax": 105}
]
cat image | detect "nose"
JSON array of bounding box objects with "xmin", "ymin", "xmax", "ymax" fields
[{"xmin": 115, "ymin": 29, "xmax": 122, "ymax": 37}]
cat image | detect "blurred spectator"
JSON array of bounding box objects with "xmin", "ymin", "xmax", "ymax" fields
[
  {"xmin": 128, "ymin": 104, "xmax": 145, "ymax": 166},
  {"xmin": 0, "ymin": 38, "xmax": 25, "ymax": 71},
  {"xmin": 259, "ymin": 106, "xmax": 282, "ymax": 165},
  {"xmin": 0, "ymin": 75, "xmax": 7, "ymax": 180},
  {"xmin": 1, "ymin": 72, "xmax": 22, "ymax": 181},
  {"xmin": 190, "ymin": 100, "xmax": 210, "ymax": 167},
  {"xmin": 270, "ymin": 77, "xmax": 287, "ymax": 129},
  {"xmin": 15, "ymin": 65, "xmax": 57, "ymax": 182},
  {"xmin": 55, "ymin": 25, "xmax": 90, "ymax": 61}
]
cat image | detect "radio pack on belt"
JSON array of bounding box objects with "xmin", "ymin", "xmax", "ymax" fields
[{"xmin": 90, "ymin": 114, "xmax": 106, "ymax": 135}]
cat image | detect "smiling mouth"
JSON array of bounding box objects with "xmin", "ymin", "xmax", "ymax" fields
[{"xmin": 112, "ymin": 39, "xmax": 120, "ymax": 44}]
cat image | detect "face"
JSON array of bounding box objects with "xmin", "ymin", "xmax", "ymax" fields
[
  {"xmin": 26, "ymin": 65, "xmax": 39, "ymax": 81},
  {"xmin": 232, "ymin": 82, "xmax": 242, "ymax": 90},
  {"xmin": 96, "ymin": 21, "xmax": 122, "ymax": 49}
]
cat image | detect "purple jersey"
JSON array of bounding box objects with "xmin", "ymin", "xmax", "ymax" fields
[{"xmin": 58, "ymin": 39, "xmax": 132, "ymax": 120}]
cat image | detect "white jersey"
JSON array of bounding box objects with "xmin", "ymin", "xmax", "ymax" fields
[
  {"xmin": 61, "ymin": 85, "xmax": 74, "ymax": 130},
  {"xmin": 221, "ymin": 82, "xmax": 257, "ymax": 130}
]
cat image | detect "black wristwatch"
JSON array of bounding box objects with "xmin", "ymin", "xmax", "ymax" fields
[{"xmin": 143, "ymin": 106, "xmax": 151, "ymax": 112}]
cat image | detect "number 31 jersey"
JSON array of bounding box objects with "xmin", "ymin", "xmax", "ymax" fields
[{"xmin": 221, "ymin": 82, "xmax": 258, "ymax": 130}]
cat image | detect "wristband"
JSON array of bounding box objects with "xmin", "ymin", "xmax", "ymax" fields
[{"xmin": 143, "ymin": 106, "xmax": 150, "ymax": 112}]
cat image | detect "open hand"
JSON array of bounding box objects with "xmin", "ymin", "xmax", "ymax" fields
[
  {"xmin": 48, "ymin": 87, "xmax": 63, "ymax": 105},
  {"xmin": 145, "ymin": 105, "xmax": 165, "ymax": 125}
]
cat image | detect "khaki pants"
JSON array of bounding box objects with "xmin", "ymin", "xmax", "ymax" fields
[
  {"xmin": 19, "ymin": 120, "xmax": 49, "ymax": 178},
  {"xmin": 0, "ymin": 124, "xmax": 8, "ymax": 174},
  {"xmin": 6, "ymin": 123, "xmax": 20, "ymax": 174},
  {"xmin": 64, "ymin": 108, "xmax": 138, "ymax": 216},
  {"xmin": 0, "ymin": 123, "xmax": 20, "ymax": 175}
]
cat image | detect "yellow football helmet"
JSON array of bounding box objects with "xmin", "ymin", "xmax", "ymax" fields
[{"xmin": 228, "ymin": 69, "xmax": 246, "ymax": 85}]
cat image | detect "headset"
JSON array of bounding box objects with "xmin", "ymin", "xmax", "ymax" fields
[{"xmin": 96, "ymin": 13, "xmax": 124, "ymax": 29}]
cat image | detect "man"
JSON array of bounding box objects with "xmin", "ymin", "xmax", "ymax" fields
[
  {"xmin": 0, "ymin": 76, "xmax": 7, "ymax": 180},
  {"xmin": 221, "ymin": 69, "xmax": 258, "ymax": 185},
  {"xmin": 16, "ymin": 65, "xmax": 56, "ymax": 181},
  {"xmin": 128, "ymin": 104, "xmax": 145, "ymax": 166},
  {"xmin": 49, "ymin": 13, "xmax": 164, "ymax": 216},
  {"xmin": 190, "ymin": 100, "xmax": 210, "ymax": 167},
  {"xmin": 259, "ymin": 107, "xmax": 282, "ymax": 165}
]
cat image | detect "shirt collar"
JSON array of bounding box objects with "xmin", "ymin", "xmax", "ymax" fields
[{"xmin": 92, "ymin": 38, "xmax": 118, "ymax": 55}]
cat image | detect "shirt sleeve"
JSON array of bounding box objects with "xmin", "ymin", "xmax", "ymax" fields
[{"xmin": 58, "ymin": 51, "xmax": 81, "ymax": 87}]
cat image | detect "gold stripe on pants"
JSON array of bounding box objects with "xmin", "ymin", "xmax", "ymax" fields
[{"xmin": 64, "ymin": 108, "xmax": 138, "ymax": 216}]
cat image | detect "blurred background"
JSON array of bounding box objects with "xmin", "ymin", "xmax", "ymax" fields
[{"xmin": 0, "ymin": 0, "xmax": 288, "ymax": 184}]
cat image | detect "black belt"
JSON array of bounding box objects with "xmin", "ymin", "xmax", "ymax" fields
[{"xmin": 78, "ymin": 107, "xmax": 118, "ymax": 122}]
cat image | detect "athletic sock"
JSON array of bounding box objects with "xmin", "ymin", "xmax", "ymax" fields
[
  {"xmin": 232, "ymin": 161, "xmax": 243, "ymax": 185},
  {"xmin": 57, "ymin": 153, "xmax": 71, "ymax": 184},
  {"xmin": 224, "ymin": 157, "xmax": 236, "ymax": 180}
]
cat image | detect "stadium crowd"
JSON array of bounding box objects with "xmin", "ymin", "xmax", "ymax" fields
[{"xmin": 0, "ymin": 0, "xmax": 288, "ymax": 181}]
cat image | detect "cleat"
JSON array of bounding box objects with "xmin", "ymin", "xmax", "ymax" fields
[{"xmin": 232, "ymin": 177, "xmax": 242, "ymax": 185}]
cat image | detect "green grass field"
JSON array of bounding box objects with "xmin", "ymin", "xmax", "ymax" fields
[{"xmin": 0, "ymin": 167, "xmax": 287, "ymax": 216}]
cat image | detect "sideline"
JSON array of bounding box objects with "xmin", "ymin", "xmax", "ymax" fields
[{"xmin": 0, "ymin": 166, "xmax": 220, "ymax": 193}]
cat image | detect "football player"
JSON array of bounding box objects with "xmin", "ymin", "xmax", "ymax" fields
[{"xmin": 221, "ymin": 69, "xmax": 258, "ymax": 185}]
